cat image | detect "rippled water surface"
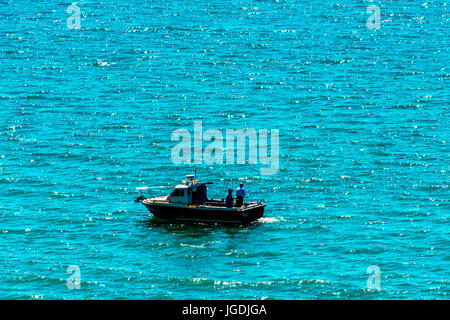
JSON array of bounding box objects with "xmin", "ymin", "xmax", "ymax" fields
[{"xmin": 0, "ymin": 1, "xmax": 449, "ymax": 299}]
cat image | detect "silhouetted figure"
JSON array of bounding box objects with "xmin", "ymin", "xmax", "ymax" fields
[{"xmin": 225, "ymin": 189, "xmax": 234, "ymax": 208}]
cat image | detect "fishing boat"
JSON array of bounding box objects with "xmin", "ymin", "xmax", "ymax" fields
[{"xmin": 135, "ymin": 175, "xmax": 265, "ymax": 224}]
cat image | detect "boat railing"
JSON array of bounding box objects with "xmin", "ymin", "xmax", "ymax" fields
[
  {"xmin": 135, "ymin": 186, "xmax": 172, "ymax": 202},
  {"xmin": 203, "ymin": 198, "xmax": 264, "ymax": 208}
]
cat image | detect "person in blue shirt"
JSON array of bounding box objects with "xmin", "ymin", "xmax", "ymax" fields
[
  {"xmin": 225, "ymin": 189, "xmax": 234, "ymax": 208},
  {"xmin": 235, "ymin": 182, "xmax": 245, "ymax": 207}
]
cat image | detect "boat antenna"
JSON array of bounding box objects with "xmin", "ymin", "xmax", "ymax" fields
[{"xmin": 194, "ymin": 168, "xmax": 197, "ymax": 181}]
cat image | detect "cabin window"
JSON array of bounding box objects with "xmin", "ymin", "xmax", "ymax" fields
[
  {"xmin": 170, "ymin": 189, "xmax": 185, "ymax": 197},
  {"xmin": 192, "ymin": 190, "xmax": 198, "ymax": 204}
]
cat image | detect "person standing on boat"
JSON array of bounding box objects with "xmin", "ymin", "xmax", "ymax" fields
[
  {"xmin": 236, "ymin": 182, "xmax": 245, "ymax": 207},
  {"xmin": 226, "ymin": 189, "xmax": 234, "ymax": 208}
]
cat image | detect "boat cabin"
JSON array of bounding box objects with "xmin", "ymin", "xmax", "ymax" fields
[{"xmin": 167, "ymin": 175, "xmax": 213, "ymax": 205}]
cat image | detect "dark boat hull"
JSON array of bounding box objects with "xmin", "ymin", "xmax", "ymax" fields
[{"xmin": 143, "ymin": 203, "xmax": 265, "ymax": 224}]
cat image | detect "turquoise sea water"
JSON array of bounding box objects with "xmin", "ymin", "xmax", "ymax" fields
[{"xmin": 0, "ymin": 1, "xmax": 449, "ymax": 299}]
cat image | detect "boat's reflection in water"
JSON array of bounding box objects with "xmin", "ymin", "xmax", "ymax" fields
[
  {"xmin": 141, "ymin": 216, "xmax": 262, "ymax": 237},
  {"xmin": 140, "ymin": 216, "xmax": 267, "ymax": 256}
]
